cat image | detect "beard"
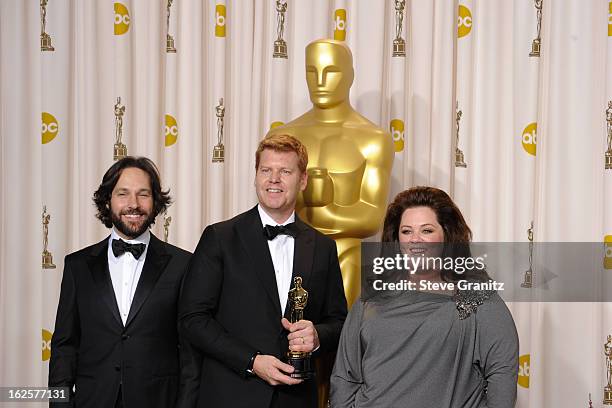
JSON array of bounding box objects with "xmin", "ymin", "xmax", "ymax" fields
[{"xmin": 111, "ymin": 208, "xmax": 156, "ymax": 239}]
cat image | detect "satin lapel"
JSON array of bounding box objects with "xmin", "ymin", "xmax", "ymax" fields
[
  {"xmin": 238, "ymin": 207, "xmax": 282, "ymax": 317},
  {"xmin": 88, "ymin": 237, "xmax": 123, "ymax": 327},
  {"xmin": 125, "ymin": 234, "xmax": 170, "ymax": 327},
  {"xmin": 283, "ymin": 217, "xmax": 315, "ymax": 320}
]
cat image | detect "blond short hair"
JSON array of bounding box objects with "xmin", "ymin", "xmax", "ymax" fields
[{"xmin": 255, "ymin": 134, "xmax": 308, "ymax": 173}]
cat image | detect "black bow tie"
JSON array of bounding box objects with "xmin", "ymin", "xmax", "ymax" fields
[
  {"xmin": 112, "ymin": 239, "xmax": 146, "ymax": 259},
  {"xmin": 263, "ymin": 223, "xmax": 298, "ymax": 240}
]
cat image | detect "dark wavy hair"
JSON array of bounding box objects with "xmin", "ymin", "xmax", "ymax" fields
[
  {"xmin": 93, "ymin": 156, "xmax": 171, "ymax": 228},
  {"xmin": 382, "ymin": 186, "xmax": 489, "ymax": 283}
]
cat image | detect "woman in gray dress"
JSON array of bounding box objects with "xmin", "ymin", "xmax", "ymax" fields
[{"xmin": 330, "ymin": 186, "xmax": 518, "ymax": 408}]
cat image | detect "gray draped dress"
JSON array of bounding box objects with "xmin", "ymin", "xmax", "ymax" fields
[{"xmin": 330, "ymin": 290, "xmax": 518, "ymax": 408}]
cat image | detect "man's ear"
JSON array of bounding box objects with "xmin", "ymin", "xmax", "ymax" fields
[{"xmin": 299, "ymin": 171, "xmax": 308, "ymax": 191}]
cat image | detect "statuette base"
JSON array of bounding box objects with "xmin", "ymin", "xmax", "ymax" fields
[
  {"xmin": 212, "ymin": 144, "xmax": 225, "ymax": 163},
  {"xmin": 42, "ymin": 251, "xmax": 56, "ymax": 269},
  {"xmin": 273, "ymin": 40, "xmax": 288, "ymax": 59},
  {"xmin": 530, "ymin": 39, "xmax": 541, "ymax": 57},
  {"xmin": 455, "ymin": 149, "xmax": 467, "ymax": 168},
  {"xmin": 114, "ymin": 143, "xmax": 128, "ymax": 161},
  {"xmin": 166, "ymin": 35, "xmax": 176, "ymax": 53},
  {"xmin": 521, "ymin": 269, "xmax": 533, "ymax": 288},
  {"xmin": 392, "ymin": 38, "xmax": 406, "ymax": 57},
  {"xmin": 41, "ymin": 34, "xmax": 54, "ymax": 52}
]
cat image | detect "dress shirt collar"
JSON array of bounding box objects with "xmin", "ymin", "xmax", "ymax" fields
[
  {"xmin": 257, "ymin": 204, "xmax": 295, "ymax": 228},
  {"xmin": 108, "ymin": 227, "xmax": 151, "ymax": 261}
]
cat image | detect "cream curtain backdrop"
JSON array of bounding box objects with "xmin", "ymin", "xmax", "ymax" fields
[{"xmin": 0, "ymin": 0, "xmax": 610, "ymax": 407}]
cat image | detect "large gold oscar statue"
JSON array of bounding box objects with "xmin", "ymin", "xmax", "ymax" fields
[
  {"xmin": 268, "ymin": 39, "xmax": 394, "ymax": 408},
  {"xmin": 267, "ymin": 39, "xmax": 394, "ymax": 307}
]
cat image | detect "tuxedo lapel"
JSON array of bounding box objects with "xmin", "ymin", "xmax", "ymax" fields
[
  {"xmin": 283, "ymin": 217, "xmax": 315, "ymax": 319},
  {"xmin": 125, "ymin": 234, "xmax": 170, "ymax": 327},
  {"xmin": 87, "ymin": 237, "xmax": 123, "ymax": 327},
  {"xmin": 237, "ymin": 207, "xmax": 282, "ymax": 316}
]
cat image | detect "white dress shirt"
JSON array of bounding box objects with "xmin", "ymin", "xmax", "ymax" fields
[
  {"xmin": 258, "ymin": 205, "xmax": 295, "ymax": 315},
  {"xmin": 107, "ymin": 228, "xmax": 150, "ymax": 325}
]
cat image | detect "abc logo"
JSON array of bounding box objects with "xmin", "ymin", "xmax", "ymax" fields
[
  {"xmin": 215, "ymin": 4, "xmax": 226, "ymax": 37},
  {"xmin": 521, "ymin": 122, "xmax": 537, "ymax": 156},
  {"xmin": 165, "ymin": 114, "xmax": 178, "ymax": 146},
  {"xmin": 334, "ymin": 9, "xmax": 347, "ymax": 41},
  {"xmin": 114, "ymin": 3, "xmax": 130, "ymax": 35},
  {"xmin": 458, "ymin": 5, "xmax": 472, "ymax": 38},
  {"xmin": 605, "ymin": 235, "xmax": 612, "ymax": 270},
  {"xmin": 269, "ymin": 121, "xmax": 284, "ymax": 130},
  {"xmin": 42, "ymin": 329, "xmax": 53, "ymax": 361},
  {"xmin": 390, "ymin": 119, "xmax": 405, "ymax": 152},
  {"xmin": 42, "ymin": 112, "xmax": 59, "ymax": 144},
  {"xmin": 608, "ymin": 1, "xmax": 612, "ymax": 36},
  {"xmin": 517, "ymin": 354, "xmax": 530, "ymax": 388}
]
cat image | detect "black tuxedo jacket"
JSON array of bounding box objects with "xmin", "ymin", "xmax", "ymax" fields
[
  {"xmin": 179, "ymin": 206, "xmax": 348, "ymax": 408},
  {"xmin": 49, "ymin": 233, "xmax": 198, "ymax": 408}
]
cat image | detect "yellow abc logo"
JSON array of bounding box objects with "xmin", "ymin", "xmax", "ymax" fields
[
  {"xmin": 42, "ymin": 329, "xmax": 53, "ymax": 361},
  {"xmin": 458, "ymin": 5, "xmax": 472, "ymax": 38},
  {"xmin": 604, "ymin": 235, "xmax": 612, "ymax": 270},
  {"xmin": 114, "ymin": 3, "xmax": 130, "ymax": 35},
  {"xmin": 165, "ymin": 114, "xmax": 178, "ymax": 146},
  {"xmin": 390, "ymin": 119, "xmax": 405, "ymax": 152},
  {"xmin": 269, "ymin": 121, "xmax": 284, "ymax": 130},
  {"xmin": 608, "ymin": 1, "xmax": 612, "ymax": 36},
  {"xmin": 521, "ymin": 122, "xmax": 537, "ymax": 156},
  {"xmin": 334, "ymin": 9, "xmax": 347, "ymax": 41},
  {"xmin": 41, "ymin": 112, "xmax": 59, "ymax": 144},
  {"xmin": 517, "ymin": 354, "xmax": 530, "ymax": 388},
  {"xmin": 215, "ymin": 4, "xmax": 226, "ymax": 37}
]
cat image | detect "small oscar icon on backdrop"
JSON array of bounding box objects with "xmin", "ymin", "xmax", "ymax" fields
[
  {"xmin": 163, "ymin": 213, "xmax": 172, "ymax": 243},
  {"xmin": 42, "ymin": 206, "xmax": 56, "ymax": 269},
  {"xmin": 212, "ymin": 98, "xmax": 225, "ymax": 163},
  {"xmin": 605, "ymin": 335, "xmax": 612, "ymax": 405},
  {"xmin": 113, "ymin": 97, "xmax": 127, "ymax": 161},
  {"xmin": 521, "ymin": 221, "xmax": 534, "ymax": 288},
  {"xmin": 286, "ymin": 277, "xmax": 313, "ymax": 379},
  {"xmin": 605, "ymin": 101, "xmax": 612, "ymax": 170},
  {"xmin": 40, "ymin": 0, "xmax": 55, "ymax": 51},
  {"xmin": 392, "ymin": 0, "xmax": 406, "ymax": 57},
  {"xmin": 529, "ymin": 0, "xmax": 542, "ymax": 57},
  {"xmin": 273, "ymin": 0, "xmax": 288, "ymax": 58},
  {"xmin": 455, "ymin": 102, "xmax": 467, "ymax": 168},
  {"xmin": 166, "ymin": 0, "xmax": 177, "ymax": 53}
]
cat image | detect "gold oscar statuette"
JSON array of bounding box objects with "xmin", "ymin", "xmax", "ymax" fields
[
  {"xmin": 455, "ymin": 101, "xmax": 467, "ymax": 168},
  {"xmin": 114, "ymin": 97, "xmax": 127, "ymax": 161},
  {"xmin": 605, "ymin": 335, "xmax": 612, "ymax": 405},
  {"xmin": 392, "ymin": 0, "xmax": 406, "ymax": 57},
  {"xmin": 530, "ymin": 0, "xmax": 542, "ymax": 57},
  {"xmin": 212, "ymin": 98, "xmax": 225, "ymax": 163},
  {"xmin": 521, "ymin": 221, "xmax": 534, "ymax": 288},
  {"xmin": 40, "ymin": 0, "xmax": 55, "ymax": 51},
  {"xmin": 266, "ymin": 39, "xmax": 394, "ymax": 308},
  {"xmin": 273, "ymin": 0, "xmax": 288, "ymax": 58},
  {"xmin": 42, "ymin": 206, "xmax": 56, "ymax": 269},
  {"xmin": 166, "ymin": 0, "xmax": 177, "ymax": 53},
  {"xmin": 163, "ymin": 214, "xmax": 172, "ymax": 243},
  {"xmin": 605, "ymin": 101, "xmax": 612, "ymax": 170},
  {"xmin": 286, "ymin": 277, "xmax": 313, "ymax": 380}
]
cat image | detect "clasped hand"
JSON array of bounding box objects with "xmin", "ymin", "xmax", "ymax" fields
[{"xmin": 251, "ymin": 318, "xmax": 319, "ymax": 386}]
